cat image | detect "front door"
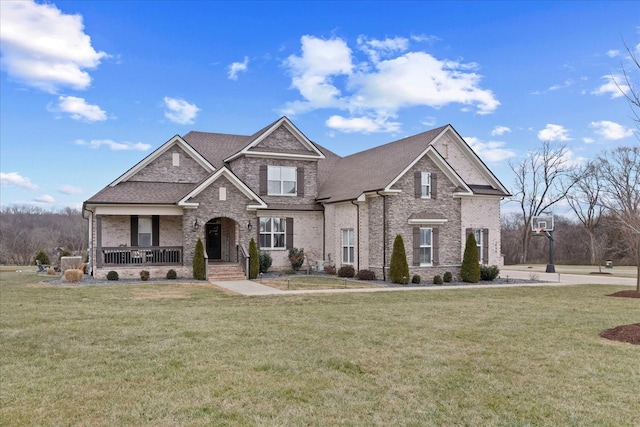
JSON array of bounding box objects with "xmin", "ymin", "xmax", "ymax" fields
[{"xmin": 206, "ymin": 223, "xmax": 222, "ymax": 260}]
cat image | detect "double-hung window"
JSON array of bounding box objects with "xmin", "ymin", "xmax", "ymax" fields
[
  {"xmin": 341, "ymin": 229, "xmax": 354, "ymax": 264},
  {"xmin": 420, "ymin": 227, "xmax": 433, "ymax": 265},
  {"xmin": 268, "ymin": 166, "xmax": 297, "ymax": 195},
  {"xmin": 421, "ymin": 172, "xmax": 431, "ymax": 198},
  {"xmin": 138, "ymin": 216, "xmax": 152, "ymax": 247},
  {"xmin": 259, "ymin": 217, "xmax": 285, "ymax": 249}
]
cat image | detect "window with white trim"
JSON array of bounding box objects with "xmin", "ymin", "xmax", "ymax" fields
[
  {"xmin": 268, "ymin": 166, "xmax": 297, "ymax": 195},
  {"xmin": 138, "ymin": 216, "xmax": 152, "ymax": 247},
  {"xmin": 341, "ymin": 229, "xmax": 354, "ymax": 264},
  {"xmin": 421, "ymin": 172, "xmax": 431, "ymax": 198},
  {"xmin": 420, "ymin": 227, "xmax": 433, "ymax": 265},
  {"xmin": 259, "ymin": 217, "xmax": 285, "ymax": 249}
]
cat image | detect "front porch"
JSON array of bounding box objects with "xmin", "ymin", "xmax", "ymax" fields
[{"xmin": 99, "ymin": 246, "xmax": 183, "ymax": 267}]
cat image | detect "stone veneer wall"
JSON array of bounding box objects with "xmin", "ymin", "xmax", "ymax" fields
[
  {"xmin": 461, "ymin": 196, "xmax": 504, "ymax": 266},
  {"xmin": 130, "ymin": 145, "xmax": 210, "ymax": 183}
]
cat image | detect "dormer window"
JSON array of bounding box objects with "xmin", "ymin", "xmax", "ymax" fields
[{"xmin": 268, "ymin": 166, "xmax": 297, "ymax": 196}]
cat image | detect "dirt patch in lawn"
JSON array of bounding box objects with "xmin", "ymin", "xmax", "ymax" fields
[
  {"xmin": 607, "ymin": 290, "xmax": 640, "ymax": 298},
  {"xmin": 599, "ymin": 323, "xmax": 640, "ymax": 345}
]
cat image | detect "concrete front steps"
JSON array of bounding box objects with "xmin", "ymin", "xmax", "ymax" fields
[{"xmin": 208, "ymin": 262, "xmax": 247, "ymax": 281}]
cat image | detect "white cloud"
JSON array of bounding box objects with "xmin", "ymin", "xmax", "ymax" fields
[
  {"xmin": 0, "ymin": 0, "xmax": 107, "ymax": 93},
  {"xmin": 74, "ymin": 139, "xmax": 151, "ymax": 151},
  {"xmin": 465, "ymin": 137, "xmax": 516, "ymax": 163},
  {"xmin": 589, "ymin": 120, "xmax": 635, "ymax": 140},
  {"xmin": 325, "ymin": 114, "xmax": 401, "ymax": 133},
  {"xmin": 591, "ymin": 74, "xmax": 628, "ymax": 98},
  {"xmin": 538, "ymin": 124, "xmax": 571, "ymax": 141},
  {"xmin": 49, "ymin": 95, "xmax": 107, "ymax": 122},
  {"xmin": 58, "ymin": 185, "xmax": 83, "ymax": 195},
  {"xmin": 228, "ymin": 56, "xmax": 249, "ymax": 80},
  {"xmin": 282, "ymin": 35, "xmax": 499, "ymax": 133},
  {"xmin": 0, "ymin": 172, "xmax": 38, "ymax": 190},
  {"xmin": 606, "ymin": 49, "xmax": 620, "ymax": 58},
  {"xmin": 491, "ymin": 126, "xmax": 511, "ymax": 136},
  {"xmin": 548, "ymin": 79, "xmax": 573, "ymax": 91},
  {"xmin": 34, "ymin": 194, "xmax": 55, "ymax": 204},
  {"xmin": 582, "ymin": 137, "xmax": 595, "ymax": 144},
  {"xmin": 163, "ymin": 97, "xmax": 200, "ymax": 125}
]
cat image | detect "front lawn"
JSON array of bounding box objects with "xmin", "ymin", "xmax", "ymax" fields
[{"xmin": 1, "ymin": 270, "xmax": 637, "ymax": 426}]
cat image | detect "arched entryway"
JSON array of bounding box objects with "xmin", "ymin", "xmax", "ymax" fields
[{"xmin": 205, "ymin": 217, "xmax": 238, "ymax": 262}]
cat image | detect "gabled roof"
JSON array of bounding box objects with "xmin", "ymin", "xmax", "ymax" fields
[
  {"xmin": 179, "ymin": 166, "xmax": 267, "ymax": 211},
  {"xmin": 317, "ymin": 126, "xmax": 448, "ymax": 203},
  {"xmin": 110, "ymin": 135, "xmax": 214, "ymax": 186},
  {"xmin": 224, "ymin": 116, "xmax": 325, "ymax": 162},
  {"xmin": 85, "ymin": 181, "xmax": 196, "ymax": 205}
]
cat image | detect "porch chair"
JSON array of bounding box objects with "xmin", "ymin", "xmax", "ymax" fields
[{"xmin": 36, "ymin": 260, "xmax": 50, "ymax": 273}]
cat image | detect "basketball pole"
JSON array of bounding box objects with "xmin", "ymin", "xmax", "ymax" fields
[{"xmin": 545, "ymin": 230, "xmax": 555, "ymax": 273}]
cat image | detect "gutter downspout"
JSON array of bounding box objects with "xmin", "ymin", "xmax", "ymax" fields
[
  {"xmin": 377, "ymin": 191, "xmax": 387, "ymax": 281},
  {"xmin": 82, "ymin": 203, "xmax": 94, "ymax": 277},
  {"xmin": 351, "ymin": 200, "xmax": 360, "ymax": 272}
]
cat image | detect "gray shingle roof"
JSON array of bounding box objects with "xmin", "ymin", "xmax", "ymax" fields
[
  {"xmin": 86, "ymin": 181, "xmax": 196, "ymax": 204},
  {"xmin": 317, "ymin": 126, "xmax": 448, "ymax": 203}
]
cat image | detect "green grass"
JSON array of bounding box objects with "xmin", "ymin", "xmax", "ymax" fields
[
  {"xmin": 260, "ymin": 275, "xmax": 383, "ymax": 290},
  {"xmin": 1, "ymin": 269, "xmax": 638, "ymax": 426}
]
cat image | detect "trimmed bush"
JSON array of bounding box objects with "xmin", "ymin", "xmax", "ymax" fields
[
  {"xmin": 443, "ymin": 271, "xmax": 453, "ymax": 283},
  {"xmin": 389, "ymin": 234, "xmax": 410, "ymax": 284},
  {"xmin": 337, "ymin": 265, "xmax": 355, "ymax": 277},
  {"xmin": 63, "ymin": 269, "xmax": 83, "ymax": 283},
  {"xmin": 140, "ymin": 270, "xmax": 150, "ymax": 281},
  {"xmin": 193, "ymin": 238, "xmax": 205, "ymax": 280},
  {"xmin": 461, "ymin": 233, "xmax": 481, "ymax": 283},
  {"xmin": 259, "ymin": 251, "xmax": 272, "ymax": 273},
  {"xmin": 480, "ymin": 265, "xmax": 500, "ymax": 281},
  {"xmin": 166, "ymin": 269, "xmax": 177, "ymax": 280},
  {"xmin": 412, "ymin": 274, "xmax": 421, "ymax": 284},
  {"xmin": 288, "ymin": 247, "xmax": 305, "ymax": 271},
  {"xmin": 356, "ymin": 269, "xmax": 376, "ymax": 280},
  {"xmin": 35, "ymin": 250, "xmax": 51, "ymax": 265},
  {"xmin": 433, "ymin": 275, "xmax": 443, "ymax": 285},
  {"xmin": 324, "ymin": 265, "xmax": 336, "ymax": 275},
  {"xmin": 47, "ymin": 267, "xmax": 56, "ymax": 275},
  {"xmin": 106, "ymin": 271, "xmax": 119, "ymax": 281},
  {"xmin": 249, "ymin": 238, "xmax": 259, "ymax": 279}
]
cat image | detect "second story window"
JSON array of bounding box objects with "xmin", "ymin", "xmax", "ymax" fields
[
  {"xmin": 421, "ymin": 172, "xmax": 431, "ymax": 198},
  {"xmin": 268, "ymin": 166, "xmax": 297, "ymax": 196}
]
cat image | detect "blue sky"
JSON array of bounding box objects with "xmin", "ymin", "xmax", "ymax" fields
[{"xmin": 1, "ymin": 1, "xmax": 638, "ymax": 211}]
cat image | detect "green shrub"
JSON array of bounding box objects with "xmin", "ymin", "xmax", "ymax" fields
[
  {"xmin": 288, "ymin": 247, "xmax": 305, "ymax": 271},
  {"xmin": 63, "ymin": 269, "xmax": 84, "ymax": 282},
  {"xmin": 106, "ymin": 271, "xmax": 119, "ymax": 281},
  {"xmin": 35, "ymin": 250, "xmax": 51, "ymax": 265},
  {"xmin": 389, "ymin": 234, "xmax": 410, "ymax": 284},
  {"xmin": 356, "ymin": 269, "xmax": 376, "ymax": 280},
  {"xmin": 443, "ymin": 271, "xmax": 453, "ymax": 282},
  {"xmin": 434, "ymin": 275, "xmax": 443, "ymax": 285},
  {"xmin": 259, "ymin": 251, "xmax": 272, "ymax": 273},
  {"xmin": 461, "ymin": 233, "xmax": 480, "ymax": 283},
  {"xmin": 324, "ymin": 265, "xmax": 336, "ymax": 275},
  {"xmin": 193, "ymin": 238, "xmax": 206, "ymax": 280},
  {"xmin": 248, "ymin": 238, "xmax": 260, "ymax": 279},
  {"xmin": 412, "ymin": 274, "xmax": 421, "ymax": 284},
  {"xmin": 337, "ymin": 265, "xmax": 355, "ymax": 277},
  {"xmin": 140, "ymin": 270, "xmax": 150, "ymax": 281},
  {"xmin": 480, "ymin": 265, "xmax": 500, "ymax": 281},
  {"xmin": 166, "ymin": 269, "xmax": 177, "ymax": 280}
]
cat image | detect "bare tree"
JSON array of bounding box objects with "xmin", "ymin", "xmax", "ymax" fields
[
  {"xmin": 615, "ymin": 41, "xmax": 640, "ymax": 132},
  {"xmin": 508, "ymin": 140, "xmax": 579, "ymax": 263},
  {"xmin": 597, "ymin": 146, "xmax": 640, "ymax": 291},
  {"xmin": 566, "ymin": 162, "xmax": 608, "ymax": 270}
]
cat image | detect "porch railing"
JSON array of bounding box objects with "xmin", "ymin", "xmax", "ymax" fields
[{"xmin": 100, "ymin": 246, "xmax": 183, "ymax": 267}]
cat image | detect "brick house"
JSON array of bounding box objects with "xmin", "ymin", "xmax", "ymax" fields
[{"xmin": 83, "ymin": 117, "xmax": 509, "ymax": 280}]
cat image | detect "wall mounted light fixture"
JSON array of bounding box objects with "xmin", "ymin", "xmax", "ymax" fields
[
  {"xmin": 192, "ymin": 219, "xmax": 200, "ymax": 231},
  {"xmin": 247, "ymin": 221, "xmax": 253, "ymax": 231}
]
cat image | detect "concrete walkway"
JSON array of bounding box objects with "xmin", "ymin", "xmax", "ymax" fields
[{"xmin": 211, "ymin": 269, "xmax": 637, "ymax": 296}]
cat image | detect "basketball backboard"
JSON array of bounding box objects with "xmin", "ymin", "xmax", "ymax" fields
[{"xmin": 531, "ymin": 214, "xmax": 554, "ymax": 233}]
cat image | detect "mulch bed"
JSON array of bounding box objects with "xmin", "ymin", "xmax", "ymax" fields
[
  {"xmin": 599, "ymin": 323, "xmax": 640, "ymax": 345},
  {"xmin": 600, "ymin": 290, "xmax": 640, "ymax": 345}
]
